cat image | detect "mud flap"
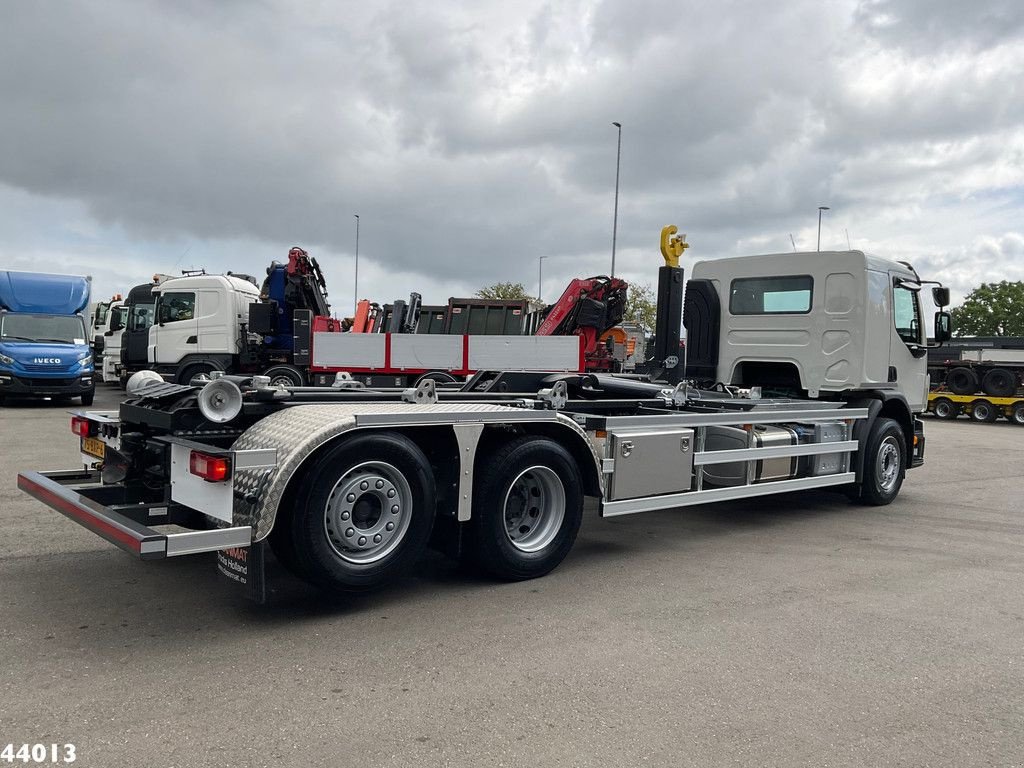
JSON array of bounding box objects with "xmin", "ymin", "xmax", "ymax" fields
[{"xmin": 216, "ymin": 540, "xmax": 267, "ymax": 604}]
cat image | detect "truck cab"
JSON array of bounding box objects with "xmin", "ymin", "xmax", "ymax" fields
[
  {"xmin": 685, "ymin": 251, "xmax": 944, "ymax": 412},
  {"xmin": 148, "ymin": 274, "xmax": 261, "ymax": 382},
  {"xmin": 0, "ymin": 270, "xmax": 95, "ymax": 405},
  {"xmin": 98, "ymin": 301, "xmax": 126, "ymax": 383}
]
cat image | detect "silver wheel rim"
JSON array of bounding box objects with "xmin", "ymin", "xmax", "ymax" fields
[
  {"xmin": 974, "ymin": 404, "xmax": 991, "ymax": 420},
  {"xmin": 877, "ymin": 436, "xmax": 901, "ymax": 492},
  {"xmin": 323, "ymin": 461, "xmax": 412, "ymax": 564},
  {"xmin": 503, "ymin": 466, "xmax": 565, "ymax": 553},
  {"xmin": 934, "ymin": 401, "xmax": 949, "ymax": 417},
  {"xmin": 1014, "ymin": 408, "xmax": 1024, "ymax": 425},
  {"xmin": 269, "ymin": 372, "xmax": 297, "ymax": 387}
]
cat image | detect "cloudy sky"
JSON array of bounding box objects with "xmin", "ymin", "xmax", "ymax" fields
[{"xmin": 1, "ymin": 0, "xmax": 1022, "ymax": 312}]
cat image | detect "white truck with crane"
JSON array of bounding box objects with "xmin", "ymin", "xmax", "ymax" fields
[{"xmin": 17, "ymin": 228, "xmax": 952, "ymax": 603}]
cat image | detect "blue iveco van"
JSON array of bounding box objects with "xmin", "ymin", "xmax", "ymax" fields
[{"xmin": 0, "ymin": 270, "xmax": 95, "ymax": 406}]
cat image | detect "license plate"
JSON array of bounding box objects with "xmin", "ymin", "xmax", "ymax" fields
[{"xmin": 81, "ymin": 436, "xmax": 105, "ymax": 460}]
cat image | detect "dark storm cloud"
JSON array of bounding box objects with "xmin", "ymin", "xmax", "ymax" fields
[{"xmin": 0, "ymin": 0, "xmax": 1021, "ymax": 303}]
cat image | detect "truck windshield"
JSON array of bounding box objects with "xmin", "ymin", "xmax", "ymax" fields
[
  {"xmin": 92, "ymin": 304, "xmax": 109, "ymax": 329},
  {"xmin": 1, "ymin": 313, "xmax": 87, "ymax": 344},
  {"xmin": 128, "ymin": 302, "xmax": 155, "ymax": 332}
]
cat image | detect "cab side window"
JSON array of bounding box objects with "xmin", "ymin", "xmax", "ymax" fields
[{"xmin": 893, "ymin": 284, "xmax": 922, "ymax": 345}]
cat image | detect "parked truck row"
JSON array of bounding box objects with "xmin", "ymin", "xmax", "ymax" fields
[
  {"xmin": 91, "ymin": 247, "xmax": 635, "ymax": 391},
  {"xmin": 18, "ymin": 228, "xmax": 954, "ymax": 603}
]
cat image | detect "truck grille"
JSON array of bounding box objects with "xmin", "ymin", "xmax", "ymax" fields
[
  {"xmin": 21, "ymin": 364, "xmax": 74, "ymax": 373},
  {"xmin": 18, "ymin": 377, "xmax": 76, "ymax": 387}
]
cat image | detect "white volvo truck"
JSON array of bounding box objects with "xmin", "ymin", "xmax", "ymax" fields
[{"xmin": 18, "ymin": 229, "xmax": 952, "ymax": 603}]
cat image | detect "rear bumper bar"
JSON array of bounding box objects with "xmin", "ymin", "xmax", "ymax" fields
[{"xmin": 17, "ymin": 470, "xmax": 252, "ymax": 560}]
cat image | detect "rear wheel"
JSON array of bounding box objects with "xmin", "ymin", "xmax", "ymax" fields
[
  {"xmin": 931, "ymin": 397, "xmax": 959, "ymax": 420},
  {"xmin": 969, "ymin": 399, "xmax": 998, "ymax": 423},
  {"xmin": 80, "ymin": 389, "xmax": 95, "ymax": 406},
  {"xmin": 263, "ymin": 365, "xmax": 305, "ymax": 387},
  {"xmin": 416, "ymin": 371, "xmax": 458, "ymax": 385},
  {"xmin": 467, "ymin": 437, "xmax": 584, "ymax": 580},
  {"xmin": 852, "ymin": 418, "xmax": 905, "ymax": 506},
  {"xmin": 1010, "ymin": 402, "xmax": 1024, "ymax": 425},
  {"xmin": 946, "ymin": 367, "xmax": 978, "ymax": 396},
  {"xmin": 981, "ymin": 368, "xmax": 1016, "ymax": 397},
  {"xmin": 283, "ymin": 432, "xmax": 436, "ymax": 592}
]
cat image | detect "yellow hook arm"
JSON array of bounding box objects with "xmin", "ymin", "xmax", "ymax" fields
[{"xmin": 660, "ymin": 225, "xmax": 689, "ymax": 267}]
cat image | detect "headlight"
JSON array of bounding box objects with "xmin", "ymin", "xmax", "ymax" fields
[
  {"xmin": 0, "ymin": 352, "xmax": 13, "ymax": 366},
  {"xmin": 77, "ymin": 353, "xmax": 93, "ymax": 367}
]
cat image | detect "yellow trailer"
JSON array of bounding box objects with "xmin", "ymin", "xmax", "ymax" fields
[{"xmin": 928, "ymin": 390, "xmax": 1024, "ymax": 424}]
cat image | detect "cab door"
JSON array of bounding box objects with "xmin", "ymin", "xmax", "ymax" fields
[
  {"xmin": 889, "ymin": 276, "xmax": 928, "ymax": 411},
  {"xmin": 150, "ymin": 290, "xmax": 198, "ymax": 365}
]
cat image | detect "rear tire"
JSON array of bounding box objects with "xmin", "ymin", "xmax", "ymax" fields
[
  {"xmin": 969, "ymin": 399, "xmax": 998, "ymax": 423},
  {"xmin": 982, "ymin": 368, "xmax": 1016, "ymax": 397},
  {"xmin": 285, "ymin": 432, "xmax": 436, "ymax": 593},
  {"xmin": 467, "ymin": 437, "xmax": 584, "ymax": 580},
  {"xmin": 931, "ymin": 397, "xmax": 959, "ymax": 420},
  {"xmin": 852, "ymin": 418, "xmax": 905, "ymax": 506},
  {"xmin": 263, "ymin": 365, "xmax": 305, "ymax": 387},
  {"xmin": 1010, "ymin": 402, "xmax": 1024, "ymax": 425},
  {"xmin": 416, "ymin": 371, "xmax": 458, "ymax": 385},
  {"xmin": 80, "ymin": 389, "xmax": 95, "ymax": 407},
  {"xmin": 946, "ymin": 367, "xmax": 978, "ymax": 396}
]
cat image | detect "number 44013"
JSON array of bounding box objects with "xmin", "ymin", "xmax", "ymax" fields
[{"xmin": 1, "ymin": 745, "xmax": 76, "ymax": 764}]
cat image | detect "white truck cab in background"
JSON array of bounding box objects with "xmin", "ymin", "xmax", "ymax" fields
[{"xmin": 147, "ymin": 274, "xmax": 260, "ymax": 383}]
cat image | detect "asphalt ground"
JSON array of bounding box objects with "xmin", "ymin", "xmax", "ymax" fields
[{"xmin": 1, "ymin": 385, "xmax": 1022, "ymax": 767}]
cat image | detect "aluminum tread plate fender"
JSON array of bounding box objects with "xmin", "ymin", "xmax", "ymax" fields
[{"xmin": 231, "ymin": 402, "xmax": 598, "ymax": 541}]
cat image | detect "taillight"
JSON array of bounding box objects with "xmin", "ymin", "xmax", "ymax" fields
[
  {"xmin": 189, "ymin": 450, "xmax": 231, "ymax": 482},
  {"xmin": 71, "ymin": 416, "xmax": 95, "ymax": 438}
]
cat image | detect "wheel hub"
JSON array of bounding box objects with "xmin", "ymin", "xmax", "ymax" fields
[
  {"xmin": 503, "ymin": 466, "xmax": 565, "ymax": 553},
  {"xmin": 324, "ymin": 462, "xmax": 412, "ymax": 564},
  {"xmin": 877, "ymin": 437, "xmax": 900, "ymax": 492}
]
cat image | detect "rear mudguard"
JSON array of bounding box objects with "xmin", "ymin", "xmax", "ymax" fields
[{"xmin": 230, "ymin": 403, "xmax": 603, "ymax": 542}]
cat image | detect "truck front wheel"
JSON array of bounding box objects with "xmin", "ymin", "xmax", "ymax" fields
[
  {"xmin": 283, "ymin": 432, "xmax": 436, "ymax": 593},
  {"xmin": 852, "ymin": 418, "xmax": 905, "ymax": 506},
  {"xmin": 467, "ymin": 437, "xmax": 584, "ymax": 580}
]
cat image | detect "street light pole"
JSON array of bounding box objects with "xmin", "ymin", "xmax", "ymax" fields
[
  {"xmin": 817, "ymin": 206, "xmax": 830, "ymax": 252},
  {"xmin": 611, "ymin": 121, "xmax": 622, "ymax": 277},
  {"xmin": 353, "ymin": 214, "xmax": 360, "ymax": 314},
  {"xmin": 538, "ymin": 255, "xmax": 548, "ymax": 302}
]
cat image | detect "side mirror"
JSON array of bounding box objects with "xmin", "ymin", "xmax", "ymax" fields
[
  {"xmin": 109, "ymin": 314, "xmax": 124, "ymax": 332},
  {"xmin": 932, "ymin": 286, "xmax": 950, "ymax": 307},
  {"xmin": 934, "ymin": 311, "xmax": 952, "ymax": 344},
  {"xmin": 157, "ymin": 304, "xmax": 170, "ymax": 326}
]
